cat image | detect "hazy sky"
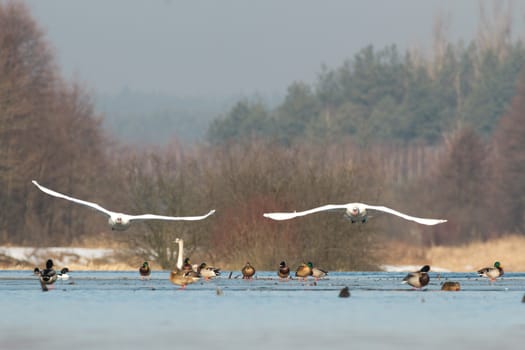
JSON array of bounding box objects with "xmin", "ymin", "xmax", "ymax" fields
[{"xmin": 24, "ymin": 0, "xmax": 524, "ymax": 98}]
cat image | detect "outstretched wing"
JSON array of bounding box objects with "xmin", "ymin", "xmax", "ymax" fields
[
  {"xmin": 129, "ymin": 209, "xmax": 216, "ymax": 222},
  {"xmin": 32, "ymin": 180, "xmax": 112, "ymax": 217},
  {"xmin": 363, "ymin": 204, "xmax": 447, "ymax": 226},
  {"xmin": 263, "ymin": 204, "xmax": 350, "ymax": 221}
]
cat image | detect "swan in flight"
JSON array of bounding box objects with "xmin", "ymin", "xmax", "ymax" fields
[
  {"xmin": 263, "ymin": 202, "xmax": 447, "ymax": 226},
  {"xmin": 32, "ymin": 180, "xmax": 216, "ymax": 231}
]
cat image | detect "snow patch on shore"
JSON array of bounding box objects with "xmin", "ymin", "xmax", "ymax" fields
[{"xmin": 0, "ymin": 246, "xmax": 116, "ymax": 266}]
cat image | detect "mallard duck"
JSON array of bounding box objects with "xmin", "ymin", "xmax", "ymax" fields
[
  {"xmin": 32, "ymin": 180, "xmax": 215, "ymax": 231},
  {"xmin": 170, "ymin": 245, "xmax": 200, "ymax": 287},
  {"xmin": 182, "ymin": 258, "xmax": 194, "ymax": 272},
  {"xmin": 33, "ymin": 267, "xmax": 41, "ymax": 275},
  {"xmin": 402, "ymin": 265, "xmax": 430, "ymax": 289},
  {"xmin": 278, "ymin": 261, "xmax": 290, "ymax": 280},
  {"xmin": 295, "ymin": 262, "xmax": 312, "ymax": 281},
  {"xmin": 182, "ymin": 258, "xmax": 200, "ymax": 278},
  {"xmin": 139, "ymin": 262, "xmax": 151, "ymax": 279},
  {"xmin": 174, "ymin": 238, "xmax": 200, "ymax": 280},
  {"xmin": 441, "ymin": 281, "xmax": 460, "ymax": 291},
  {"xmin": 477, "ymin": 261, "xmax": 504, "ymax": 282},
  {"xmin": 169, "ymin": 269, "xmax": 200, "ymax": 288},
  {"xmin": 309, "ymin": 262, "xmax": 328, "ymax": 280},
  {"xmin": 198, "ymin": 262, "xmax": 220, "ymax": 280},
  {"xmin": 264, "ymin": 202, "xmax": 447, "ymax": 226},
  {"xmin": 39, "ymin": 259, "xmax": 57, "ymax": 285},
  {"xmin": 57, "ymin": 267, "xmax": 70, "ymax": 281},
  {"xmin": 242, "ymin": 262, "xmax": 256, "ymax": 279}
]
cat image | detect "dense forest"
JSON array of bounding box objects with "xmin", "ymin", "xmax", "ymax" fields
[
  {"xmin": 1, "ymin": 1, "xmax": 525, "ymax": 270},
  {"xmin": 208, "ymin": 21, "xmax": 524, "ymax": 145}
]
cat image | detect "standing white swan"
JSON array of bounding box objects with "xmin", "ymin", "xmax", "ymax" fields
[
  {"xmin": 170, "ymin": 238, "xmax": 200, "ymax": 288},
  {"xmin": 263, "ymin": 202, "xmax": 447, "ymax": 226},
  {"xmin": 32, "ymin": 180, "xmax": 216, "ymax": 231}
]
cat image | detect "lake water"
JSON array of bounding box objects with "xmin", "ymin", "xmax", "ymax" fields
[{"xmin": 1, "ymin": 270, "xmax": 524, "ymax": 349}]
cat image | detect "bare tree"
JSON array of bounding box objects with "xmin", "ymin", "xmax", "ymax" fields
[
  {"xmin": 490, "ymin": 69, "xmax": 525, "ymax": 234},
  {"xmin": 0, "ymin": 2, "xmax": 111, "ymax": 245}
]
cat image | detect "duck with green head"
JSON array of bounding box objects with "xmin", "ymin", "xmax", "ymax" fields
[
  {"xmin": 402, "ymin": 265, "xmax": 430, "ymax": 289},
  {"xmin": 183, "ymin": 258, "xmax": 193, "ymax": 272},
  {"xmin": 38, "ymin": 259, "xmax": 57, "ymax": 291},
  {"xmin": 309, "ymin": 261, "xmax": 328, "ymax": 281},
  {"xmin": 139, "ymin": 261, "xmax": 151, "ymax": 279},
  {"xmin": 198, "ymin": 262, "xmax": 220, "ymax": 280},
  {"xmin": 477, "ymin": 261, "xmax": 504, "ymax": 282},
  {"xmin": 170, "ymin": 238, "xmax": 200, "ymax": 288},
  {"xmin": 295, "ymin": 262, "xmax": 312, "ymax": 281}
]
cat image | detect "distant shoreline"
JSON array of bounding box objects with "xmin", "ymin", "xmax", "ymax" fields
[{"xmin": 2, "ymin": 235, "xmax": 524, "ymax": 271}]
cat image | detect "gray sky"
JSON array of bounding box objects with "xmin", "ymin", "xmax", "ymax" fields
[{"xmin": 25, "ymin": 0, "xmax": 524, "ymax": 98}]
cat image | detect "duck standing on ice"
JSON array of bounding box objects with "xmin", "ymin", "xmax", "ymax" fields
[{"xmin": 402, "ymin": 265, "xmax": 430, "ymax": 289}]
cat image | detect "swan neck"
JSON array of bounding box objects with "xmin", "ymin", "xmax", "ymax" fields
[{"xmin": 176, "ymin": 239, "xmax": 183, "ymax": 270}]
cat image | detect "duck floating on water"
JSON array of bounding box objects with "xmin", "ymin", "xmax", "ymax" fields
[
  {"xmin": 57, "ymin": 267, "xmax": 70, "ymax": 281},
  {"xmin": 339, "ymin": 287, "xmax": 351, "ymax": 298},
  {"xmin": 441, "ymin": 281, "xmax": 460, "ymax": 291}
]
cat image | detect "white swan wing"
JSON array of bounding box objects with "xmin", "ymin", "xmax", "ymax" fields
[
  {"xmin": 363, "ymin": 204, "xmax": 447, "ymax": 226},
  {"xmin": 32, "ymin": 180, "xmax": 112, "ymax": 217},
  {"xmin": 263, "ymin": 204, "xmax": 349, "ymax": 221},
  {"xmin": 129, "ymin": 209, "xmax": 216, "ymax": 222}
]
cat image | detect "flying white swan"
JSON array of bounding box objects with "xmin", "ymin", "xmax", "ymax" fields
[
  {"xmin": 32, "ymin": 180, "xmax": 216, "ymax": 231},
  {"xmin": 263, "ymin": 202, "xmax": 447, "ymax": 226}
]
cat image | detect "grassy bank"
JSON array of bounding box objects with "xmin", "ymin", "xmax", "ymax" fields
[
  {"xmin": 382, "ymin": 235, "xmax": 525, "ymax": 272},
  {"xmin": 2, "ymin": 235, "xmax": 524, "ymax": 272}
]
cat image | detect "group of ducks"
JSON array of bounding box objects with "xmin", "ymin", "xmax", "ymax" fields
[
  {"xmin": 33, "ymin": 259, "xmax": 71, "ymax": 291},
  {"xmin": 139, "ymin": 258, "xmax": 328, "ymax": 288},
  {"xmin": 276, "ymin": 261, "xmax": 328, "ymax": 281},
  {"xmin": 33, "ymin": 258, "xmax": 504, "ymax": 292},
  {"xmin": 139, "ymin": 259, "xmax": 221, "ymax": 286},
  {"xmin": 240, "ymin": 260, "xmax": 328, "ymax": 281},
  {"xmin": 402, "ymin": 261, "xmax": 504, "ymax": 291}
]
